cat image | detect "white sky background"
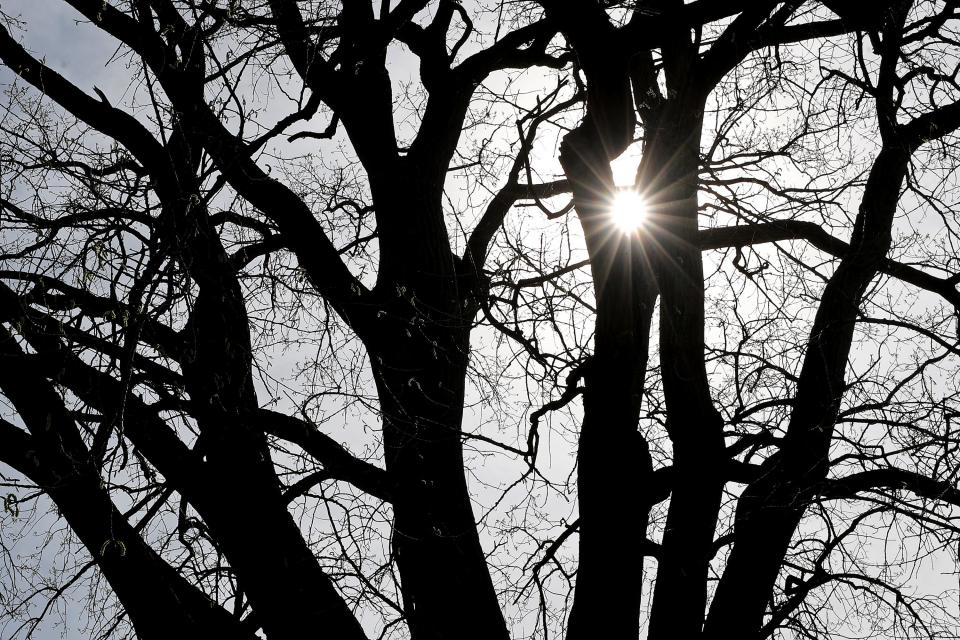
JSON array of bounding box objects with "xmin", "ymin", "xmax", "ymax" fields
[{"xmin": 2, "ymin": 2, "xmax": 960, "ymax": 639}]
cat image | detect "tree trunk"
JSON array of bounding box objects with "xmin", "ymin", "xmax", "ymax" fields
[{"xmin": 368, "ymin": 177, "xmax": 508, "ymax": 640}]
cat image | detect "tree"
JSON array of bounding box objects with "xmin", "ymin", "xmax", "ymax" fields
[{"xmin": 3, "ymin": 1, "xmax": 960, "ymax": 639}]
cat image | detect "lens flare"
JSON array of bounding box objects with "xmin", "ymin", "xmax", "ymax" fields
[{"xmin": 610, "ymin": 190, "xmax": 647, "ymax": 232}]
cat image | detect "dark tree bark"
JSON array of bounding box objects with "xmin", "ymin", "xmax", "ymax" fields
[{"xmin": 5, "ymin": 2, "xmax": 960, "ymax": 640}]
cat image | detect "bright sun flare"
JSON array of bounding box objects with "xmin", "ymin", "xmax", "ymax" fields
[{"xmin": 610, "ymin": 190, "xmax": 647, "ymax": 232}]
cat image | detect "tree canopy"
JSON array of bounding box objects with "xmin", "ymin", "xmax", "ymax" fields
[{"xmin": 4, "ymin": 1, "xmax": 960, "ymax": 639}]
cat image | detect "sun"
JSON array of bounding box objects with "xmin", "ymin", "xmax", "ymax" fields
[{"xmin": 610, "ymin": 190, "xmax": 647, "ymax": 232}]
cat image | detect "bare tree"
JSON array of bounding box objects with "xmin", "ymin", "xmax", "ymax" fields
[{"xmin": 3, "ymin": 2, "xmax": 960, "ymax": 640}]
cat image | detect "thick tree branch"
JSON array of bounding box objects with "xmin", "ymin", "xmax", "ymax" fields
[
  {"xmin": 818, "ymin": 467, "xmax": 960, "ymax": 506},
  {"xmin": 256, "ymin": 409, "xmax": 396, "ymax": 503},
  {"xmin": 699, "ymin": 221, "xmax": 960, "ymax": 308},
  {"xmin": 0, "ymin": 340, "xmax": 255, "ymax": 640}
]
